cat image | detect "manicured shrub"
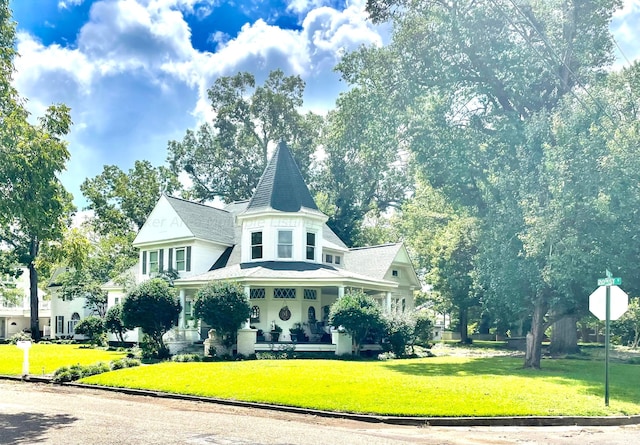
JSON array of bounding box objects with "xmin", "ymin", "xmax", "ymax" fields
[
  {"xmin": 74, "ymin": 316, "xmax": 107, "ymax": 346},
  {"xmin": 9, "ymin": 331, "xmax": 32, "ymax": 344},
  {"xmin": 110, "ymin": 357, "xmax": 141, "ymax": 370},
  {"xmin": 122, "ymin": 279, "xmax": 181, "ymax": 358},
  {"xmin": 383, "ymin": 312, "xmax": 416, "ymax": 357},
  {"xmin": 194, "ymin": 281, "xmax": 250, "ymax": 348},
  {"xmin": 329, "ymin": 290, "xmax": 385, "ymax": 354},
  {"xmin": 171, "ymin": 353, "xmax": 202, "ymax": 362}
]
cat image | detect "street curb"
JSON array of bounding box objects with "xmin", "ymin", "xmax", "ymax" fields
[{"xmin": 3, "ymin": 374, "xmax": 640, "ymax": 427}]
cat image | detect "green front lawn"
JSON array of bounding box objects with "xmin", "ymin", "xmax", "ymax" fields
[
  {"xmin": 80, "ymin": 356, "xmax": 640, "ymax": 417},
  {"xmin": 0, "ymin": 344, "xmax": 126, "ymax": 376}
]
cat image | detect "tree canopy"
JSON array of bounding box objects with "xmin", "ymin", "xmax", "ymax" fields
[
  {"xmin": 347, "ymin": 0, "xmax": 629, "ymax": 367},
  {"xmin": 168, "ymin": 69, "xmax": 323, "ymax": 203}
]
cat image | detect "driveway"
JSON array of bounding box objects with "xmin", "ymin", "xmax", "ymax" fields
[{"xmin": 1, "ymin": 380, "xmax": 639, "ymax": 444}]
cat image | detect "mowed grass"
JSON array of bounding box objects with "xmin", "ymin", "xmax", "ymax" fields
[
  {"xmin": 0, "ymin": 344, "xmax": 126, "ymax": 376},
  {"xmin": 80, "ymin": 356, "xmax": 640, "ymax": 417}
]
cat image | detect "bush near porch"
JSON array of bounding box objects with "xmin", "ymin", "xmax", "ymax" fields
[
  {"xmin": 0, "ymin": 344, "xmax": 126, "ymax": 376},
  {"xmin": 80, "ymin": 356, "xmax": 640, "ymax": 417}
]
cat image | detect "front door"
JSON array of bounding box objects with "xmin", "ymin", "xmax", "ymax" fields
[{"xmin": 0, "ymin": 318, "xmax": 5, "ymax": 339}]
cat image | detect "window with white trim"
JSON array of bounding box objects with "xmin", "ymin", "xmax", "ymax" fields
[
  {"xmin": 334, "ymin": 256, "xmax": 341, "ymax": 265},
  {"xmin": 325, "ymin": 254, "xmax": 333, "ymax": 264},
  {"xmin": 251, "ymin": 232, "xmax": 263, "ymax": 259},
  {"xmin": 68, "ymin": 312, "xmax": 80, "ymax": 335},
  {"xmin": 56, "ymin": 316, "xmax": 64, "ymax": 334},
  {"xmin": 303, "ymin": 289, "xmax": 317, "ymax": 300},
  {"xmin": 175, "ymin": 247, "xmax": 186, "ymax": 271},
  {"xmin": 250, "ymin": 288, "xmax": 265, "ymax": 299},
  {"xmin": 149, "ymin": 250, "xmax": 159, "ymax": 274},
  {"xmin": 278, "ymin": 230, "xmax": 293, "ymax": 259},
  {"xmin": 306, "ymin": 232, "xmax": 316, "ymax": 260}
]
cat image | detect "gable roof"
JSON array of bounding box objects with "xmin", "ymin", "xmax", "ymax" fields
[
  {"xmin": 346, "ymin": 243, "xmax": 403, "ymax": 280},
  {"xmin": 246, "ymin": 141, "xmax": 318, "ymax": 213},
  {"xmin": 164, "ymin": 195, "xmax": 235, "ymax": 245}
]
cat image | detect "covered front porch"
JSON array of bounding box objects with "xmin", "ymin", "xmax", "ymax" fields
[{"xmin": 170, "ymin": 279, "xmax": 400, "ymax": 356}]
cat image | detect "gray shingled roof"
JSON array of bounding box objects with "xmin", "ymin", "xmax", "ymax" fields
[
  {"xmin": 180, "ymin": 261, "xmax": 396, "ymax": 287},
  {"xmin": 246, "ymin": 141, "xmax": 318, "ymax": 213},
  {"xmin": 165, "ymin": 195, "xmax": 235, "ymax": 245},
  {"xmin": 345, "ymin": 243, "xmax": 404, "ymax": 280}
]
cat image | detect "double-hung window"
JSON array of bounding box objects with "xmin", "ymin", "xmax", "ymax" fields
[
  {"xmin": 251, "ymin": 232, "xmax": 263, "ymax": 259},
  {"xmin": 278, "ymin": 230, "xmax": 293, "ymax": 259},
  {"xmin": 175, "ymin": 247, "xmax": 186, "ymax": 271},
  {"xmin": 149, "ymin": 250, "xmax": 159, "ymax": 274},
  {"xmin": 306, "ymin": 232, "xmax": 316, "ymax": 260}
]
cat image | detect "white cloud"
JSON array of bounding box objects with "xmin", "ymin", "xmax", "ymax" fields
[
  {"xmin": 613, "ymin": 0, "xmax": 640, "ymax": 18},
  {"xmin": 12, "ymin": 0, "xmax": 386, "ymax": 206},
  {"xmin": 58, "ymin": 0, "xmax": 85, "ymax": 9}
]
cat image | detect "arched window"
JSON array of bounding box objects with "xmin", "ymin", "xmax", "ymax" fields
[
  {"xmin": 69, "ymin": 312, "xmax": 81, "ymax": 335},
  {"xmin": 250, "ymin": 305, "xmax": 260, "ymax": 323},
  {"xmin": 307, "ymin": 306, "xmax": 316, "ymax": 323}
]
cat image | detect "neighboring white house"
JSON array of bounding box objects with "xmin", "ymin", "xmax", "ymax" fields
[
  {"xmin": 51, "ymin": 142, "xmax": 421, "ymax": 353},
  {"xmin": 0, "ymin": 268, "xmax": 50, "ymax": 340}
]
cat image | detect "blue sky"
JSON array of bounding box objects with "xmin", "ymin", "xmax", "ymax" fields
[{"xmin": 9, "ymin": 0, "xmax": 640, "ymax": 209}]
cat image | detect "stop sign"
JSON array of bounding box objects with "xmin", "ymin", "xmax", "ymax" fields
[{"xmin": 589, "ymin": 285, "xmax": 629, "ymax": 321}]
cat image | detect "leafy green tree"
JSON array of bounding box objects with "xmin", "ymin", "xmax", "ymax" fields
[
  {"xmin": 352, "ymin": 0, "xmax": 622, "ymax": 368},
  {"xmin": 121, "ymin": 279, "xmax": 181, "ymax": 357},
  {"xmin": 612, "ymin": 298, "xmax": 640, "ymax": 349},
  {"xmin": 0, "ymin": 106, "xmax": 73, "ymax": 340},
  {"xmin": 329, "ymin": 290, "xmax": 385, "ymax": 354},
  {"xmin": 395, "ymin": 178, "xmax": 479, "ymax": 343},
  {"xmin": 318, "ymin": 86, "xmax": 412, "ymax": 246},
  {"xmin": 0, "ymin": 3, "xmax": 75, "ymax": 342},
  {"xmin": 74, "ymin": 315, "xmax": 106, "ymax": 346},
  {"xmin": 168, "ymin": 69, "xmax": 323, "ymax": 203},
  {"xmin": 81, "ymin": 160, "xmax": 181, "ymax": 237},
  {"xmin": 44, "ymin": 226, "xmax": 136, "ymax": 318},
  {"xmin": 105, "ymin": 303, "xmax": 129, "ymax": 345},
  {"xmin": 193, "ymin": 281, "xmax": 250, "ymax": 348}
]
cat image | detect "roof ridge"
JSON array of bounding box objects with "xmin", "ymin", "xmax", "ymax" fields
[
  {"xmin": 349, "ymin": 242, "xmax": 402, "ymax": 251},
  {"xmin": 165, "ymin": 194, "xmax": 231, "ymax": 214}
]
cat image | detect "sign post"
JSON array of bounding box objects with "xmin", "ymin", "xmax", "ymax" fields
[{"xmin": 589, "ymin": 270, "xmax": 628, "ymax": 406}]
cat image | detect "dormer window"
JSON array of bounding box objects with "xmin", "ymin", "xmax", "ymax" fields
[
  {"xmin": 251, "ymin": 232, "xmax": 263, "ymax": 259},
  {"xmin": 306, "ymin": 232, "xmax": 316, "ymax": 260},
  {"xmin": 278, "ymin": 230, "xmax": 293, "ymax": 259}
]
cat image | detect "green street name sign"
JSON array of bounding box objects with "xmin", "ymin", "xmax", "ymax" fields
[{"xmin": 597, "ymin": 277, "xmax": 622, "ymax": 286}]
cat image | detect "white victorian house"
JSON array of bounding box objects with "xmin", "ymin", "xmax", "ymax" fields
[{"xmin": 129, "ymin": 142, "xmax": 420, "ymax": 355}]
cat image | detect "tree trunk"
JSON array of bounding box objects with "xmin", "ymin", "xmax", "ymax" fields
[
  {"xmin": 524, "ymin": 299, "xmax": 548, "ymax": 369},
  {"xmin": 29, "ymin": 261, "xmax": 41, "ymax": 341},
  {"xmin": 459, "ymin": 306, "xmax": 469, "ymax": 343},
  {"xmin": 549, "ymin": 314, "xmax": 579, "ymax": 355}
]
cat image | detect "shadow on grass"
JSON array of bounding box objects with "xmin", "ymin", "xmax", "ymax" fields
[
  {"xmin": 0, "ymin": 412, "xmax": 78, "ymax": 444},
  {"xmin": 383, "ymin": 356, "xmax": 640, "ymax": 405}
]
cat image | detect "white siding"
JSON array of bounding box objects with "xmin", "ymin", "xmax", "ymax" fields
[
  {"xmin": 240, "ymin": 215, "xmax": 325, "ymax": 263},
  {"xmin": 134, "ymin": 196, "xmax": 193, "ymax": 245}
]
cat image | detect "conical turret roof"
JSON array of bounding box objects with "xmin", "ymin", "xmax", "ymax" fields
[{"xmin": 246, "ymin": 141, "xmax": 318, "ymax": 213}]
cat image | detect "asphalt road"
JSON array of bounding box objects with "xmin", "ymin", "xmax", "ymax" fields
[{"xmin": 1, "ymin": 380, "xmax": 639, "ymax": 445}]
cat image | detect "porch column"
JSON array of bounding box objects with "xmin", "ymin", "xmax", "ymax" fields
[
  {"xmin": 338, "ymin": 286, "xmax": 345, "ymax": 299},
  {"xmin": 179, "ymin": 289, "xmax": 186, "ymax": 329},
  {"xmin": 243, "ymin": 286, "xmax": 251, "ymax": 328},
  {"xmin": 386, "ymin": 292, "xmax": 392, "ymax": 314}
]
